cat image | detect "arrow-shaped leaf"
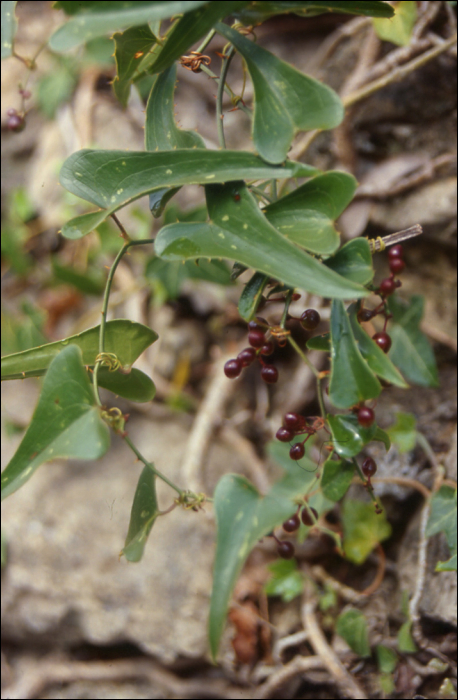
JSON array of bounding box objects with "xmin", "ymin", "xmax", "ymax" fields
[
  {"xmin": 1, "ymin": 345, "xmax": 110, "ymax": 500},
  {"xmin": 155, "ymin": 182, "xmax": 368, "ymax": 299},
  {"xmin": 209, "ymin": 444, "xmax": 317, "ymax": 660},
  {"xmin": 1, "ymin": 319, "xmax": 158, "ymax": 380},
  {"xmin": 215, "ymin": 22, "xmax": 343, "ymax": 163},
  {"xmin": 60, "ymin": 149, "xmax": 319, "ymax": 238}
]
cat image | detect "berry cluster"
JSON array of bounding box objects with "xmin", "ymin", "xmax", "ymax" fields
[
  {"xmin": 358, "ymin": 244, "xmax": 407, "ymax": 353},
  {"xmin": 268, "ymin": 504, "xmax": 319, "ymax": 558},
  {"xmin": 224, "ymin": 309, "xmax": 321, "ymax": 385},
  {"xmin": 6, "ymin": 107, "xmax": 26, "ymax": 132},
  {"xmin": 276, "ymin": 412, "xmax": 325, "ymax": 461}
]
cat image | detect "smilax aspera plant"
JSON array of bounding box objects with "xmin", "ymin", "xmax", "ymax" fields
[{"xmin": 2, "ymin": 1, "xmax": 455, "ymax": 663}]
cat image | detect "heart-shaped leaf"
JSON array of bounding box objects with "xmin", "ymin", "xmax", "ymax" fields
[
  {"xmin": 121, "ymin": 464, "xmax": 159, "ymax": 562},
  {"xmin": 148, "ymin": 1, "xmax": 249, "ymax": 75},
  {"xmin": 321, "ymin": 456, "xmax": 355, "ymax": 501},
  {"xmin": 113, "ymin": 24, "xmax": 158, "ymax": 106},
  {"xmin": 329, "ymin": 299, "xmax": 381, "ymax": 408},
  {"xmin": 1, "ymin": 345, "xmax": 110, "ymax": 500},
  {"xmin": 96, "ymin": 367, "xmax": 156, "ymax": 403},
  {"xmin": 155, "ymin": 182, "xmax": 368, "ymax": 299},
  {"xmin": 1, "ymin": 319, "xmax": 158, "ymax": 380},
  {"xmin": 209, "ymin": 443, "xmax": 318, "ymax": 660},
  {"xmin": 263, "ymin": 172, "xmax": 356, "ymax": 255},
  {"xmin": 49, "ymin": 1, "xmax": 208, "ymax": 52},
  {"xmin": 215, "ymin": 23, "xmax": 343, "ymax": 163},
  {"xmin": 336, "ymin": 608, "xmax": 370, "ymax": 657}
]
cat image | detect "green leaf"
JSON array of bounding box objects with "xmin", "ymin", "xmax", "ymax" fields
[
  {"xmin": 336, "ymin": 608, "xmax": 371, "ymax": 657},
  {"xmin": 372, "ymin": 426, "xmax": 391, "ymax": 452},
  {"xmin": 1, "ymin": 1, "xmax": 17, "ymax": 59},
  {"xmin": 60, "ymin": 210, "xmax": 110, "ymax": 240},
  {"xmin": 329, "ymin": 300, "xmax": 381, "ymax": 408},
  {"xmin": 321, "ymin": 457, "xmax": 355, "ymax": 501},
  {"xmin": 49, "ymin": 1, "xmax": 208, "ymax": 52},
  {"xmin": 59, "ymin": 148, "xmax": 319, "ymax": 236},
  {"xmin": 376, "ymin": 645, "xmax": 398, "ymax": 674},
  {"xmin": 1, "ymin": 319, "xmax": 158, "ymax": 380},
  {"xmin": 121, "ymin": 464, "xmax": 159, "ymax": 561},
  {"xmin": 112, "ymin": 25, "xmax": 158, "ymax": 106},
  {"xmin": 327, "ymin": 413, "xmax": 377, "ymax": 458},
  {"xmin": 96, "ymin": 367, "xmax": 156, "ymax": 403},
  {"xmin": 155, "ymin": 182, "xmax": 368, "ymax": 300},
  {"xmin": 388, "ymin": 295, "xmax": 439, "ymax": 387},
  {"xmin": 148, "ymin": 1, "xmax": 249, "ymax": 74},
  {"xmin": 145, "ymin": 64, "xmax": 206, "ymax": 150},
  {"xmin": 264, "ymin": 559, "xmax": 304, "ymax": 602},
  {"xmin": 397, "ymin": 620, "xmax": 417, "ymax": 653},
  {"xmin": 306, "ymin": 333, "xmax": 330, "ymax": 351},
  {"xmin": 325, "ymin": 238, "xmax": 373, "ymax": 285},
  {"xmin": 426, "ymin": 486, "xmax": 457, "ymax": 572},
  {"xmin": 215, "ymin": 23, "xmax": 344, "ymax": 164},
  {"xmin": 1, "ymin": 345, "xmax": 110, "ymax": 500},
  {"xmin": 51, "ymin": 259, "xmax": 105, "ymax": 295},
  {"xmin": 263, "ymin": 172, "xmax": 356, "ymax": 255},
  {"xmin": 373, "ymin": 0, "xmax": 417, "ymax": 46},
  {"xmin": 145, "ymin": 256, "xmax": 232, "ymax": 301},
  {"xmin": 238, "ymin": 271, "xmax": 269, "ymax": 321},
  {"xmin": 348, "ymin": 303, "xmax": 408, "ymax": 388},
  {"xmin": 209, "ymin": 446, "xmax": 317, "ymax": 660},
  {"xmin": 37, "ymin": 62, "xmax": 77, "ymax": 118},
  {"xmin": 386, "ymin": 412, "xmax": 417, "ymax": 453},
  {"xmin": 342, "ymin": 499, "xmax": 391, "ymax": 564},
  {"xmin": 235, "ymin": 1, "xmax": 394, "ymax": 23}
]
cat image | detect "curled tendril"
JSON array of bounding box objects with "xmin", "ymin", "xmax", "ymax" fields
[
  {"xmin": 180, "ymin": 52, "xmax": 211, "ymax": 72},
  {"xmin": 175, "ymin": 491, "xmax": 207, "ymax": 511},
  {"xmin": 95, "ymin": 352, "xmax": 121, "ymax": 372},
  {"xmin": 100, "ymin": 406, "xmax": 128, "ymax": 435}
]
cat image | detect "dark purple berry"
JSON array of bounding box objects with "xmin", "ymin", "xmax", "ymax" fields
[
  {"xmin": 224, "ymin": 358, "xmax": 242, "ymax": 378},
  {"xmin": 388, "ymin": 244, "xmax": 404, "ymax": 260},
  {"xmin": 389, "ymin": 258, "xmax": 405, "ymax": 274},
  {"xmin": 290, "ymin": 443, "xmax": 305, "ymax": 460},
  {"xmin": 277, "ymin": 540, "xmax": 295, "ymax": 559},
  {"xmin": 260, "ymin": 341, "xmax": 274, "ymax": 356},
  {"xmin": 283, "ymin": 412, "xmax": 303, "ymax": 431},
  {"xmin": 379, "ymin": 277, "xmax": 396, "ymax": 296},
  {"xmin": 358, "ymin": 308, "xmax": 375, "ymax": 323},
  {"xmin": 362, "ymin": 457, "xmax": 377, "ymax": 478},
  {"xmin": 282, "ymin": 514, "xmax": 300, "ymax": 533},
  {"xmin": 7, "ymin": 107, "xmax": 17, "ymax": 116},
  {"xmin": 248, "ymin": 320, "xmax": 261, "ymax": 331},
  {"xmin": 394, "ymin": 279, "xmax": 402, "ymax": 288},
  {"xmin": 248, "ymin": 329, "xmax": 266, "ymax": 348},
  {"xmin": 237, "ymin": 347, "xmax": 256, "ymax": 367},
  {"xmin": 276, "ymin": 427, "xmax": 294, "ymax": 442},
  {"xmin": 260, "ymin": 365, "xmax": 278, "ymax": 384},
  {"xmin": 301, "ymin": 506, "xmax": 318, "ymax": 526},
  {"xmin": 357, "ymin": 406, "xmax": 375, "ymax": 428},
  {"xmin": 372, "ymin": 331, "xmax": 392, "ymax": 353},
  {"xmin": 7, "ymin": 114, "xmax": 25, "ymax": 132},
  {"xmin": 300, "ymin": 309, "xmax": 321, "ymax": 330}
]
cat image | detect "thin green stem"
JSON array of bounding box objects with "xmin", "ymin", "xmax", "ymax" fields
[
  {"xmin": 287, "ymin": 335, "xmax": 320, "ymax": 378},
  {"xmin": 316, "ymin": 375, "xmax": 327, "ymax": 421},
  {"xmin": 196, "ymin": 29, "xmax": 216, "ymax": 54},
  {"xmin": 92, "ymin": 235, "xmax": 154, "ymax": 406},
  {"xmin": 352, "ymin": 457, "xmax": 378, "ymax": 504},
  {"xmin": 124, "ymin": 436, "xmax": 184, "ymax": 496},
  {"xmin": 216, "ymin": 46, "xmax": 235, "ymax": 149},
  {"xmin": 280, "ymin": 289, "xmax": 294, "ymax": 327},
  {"xmin": 199, "ymin": 64, "xmax": 252, "ymax": 118}
]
